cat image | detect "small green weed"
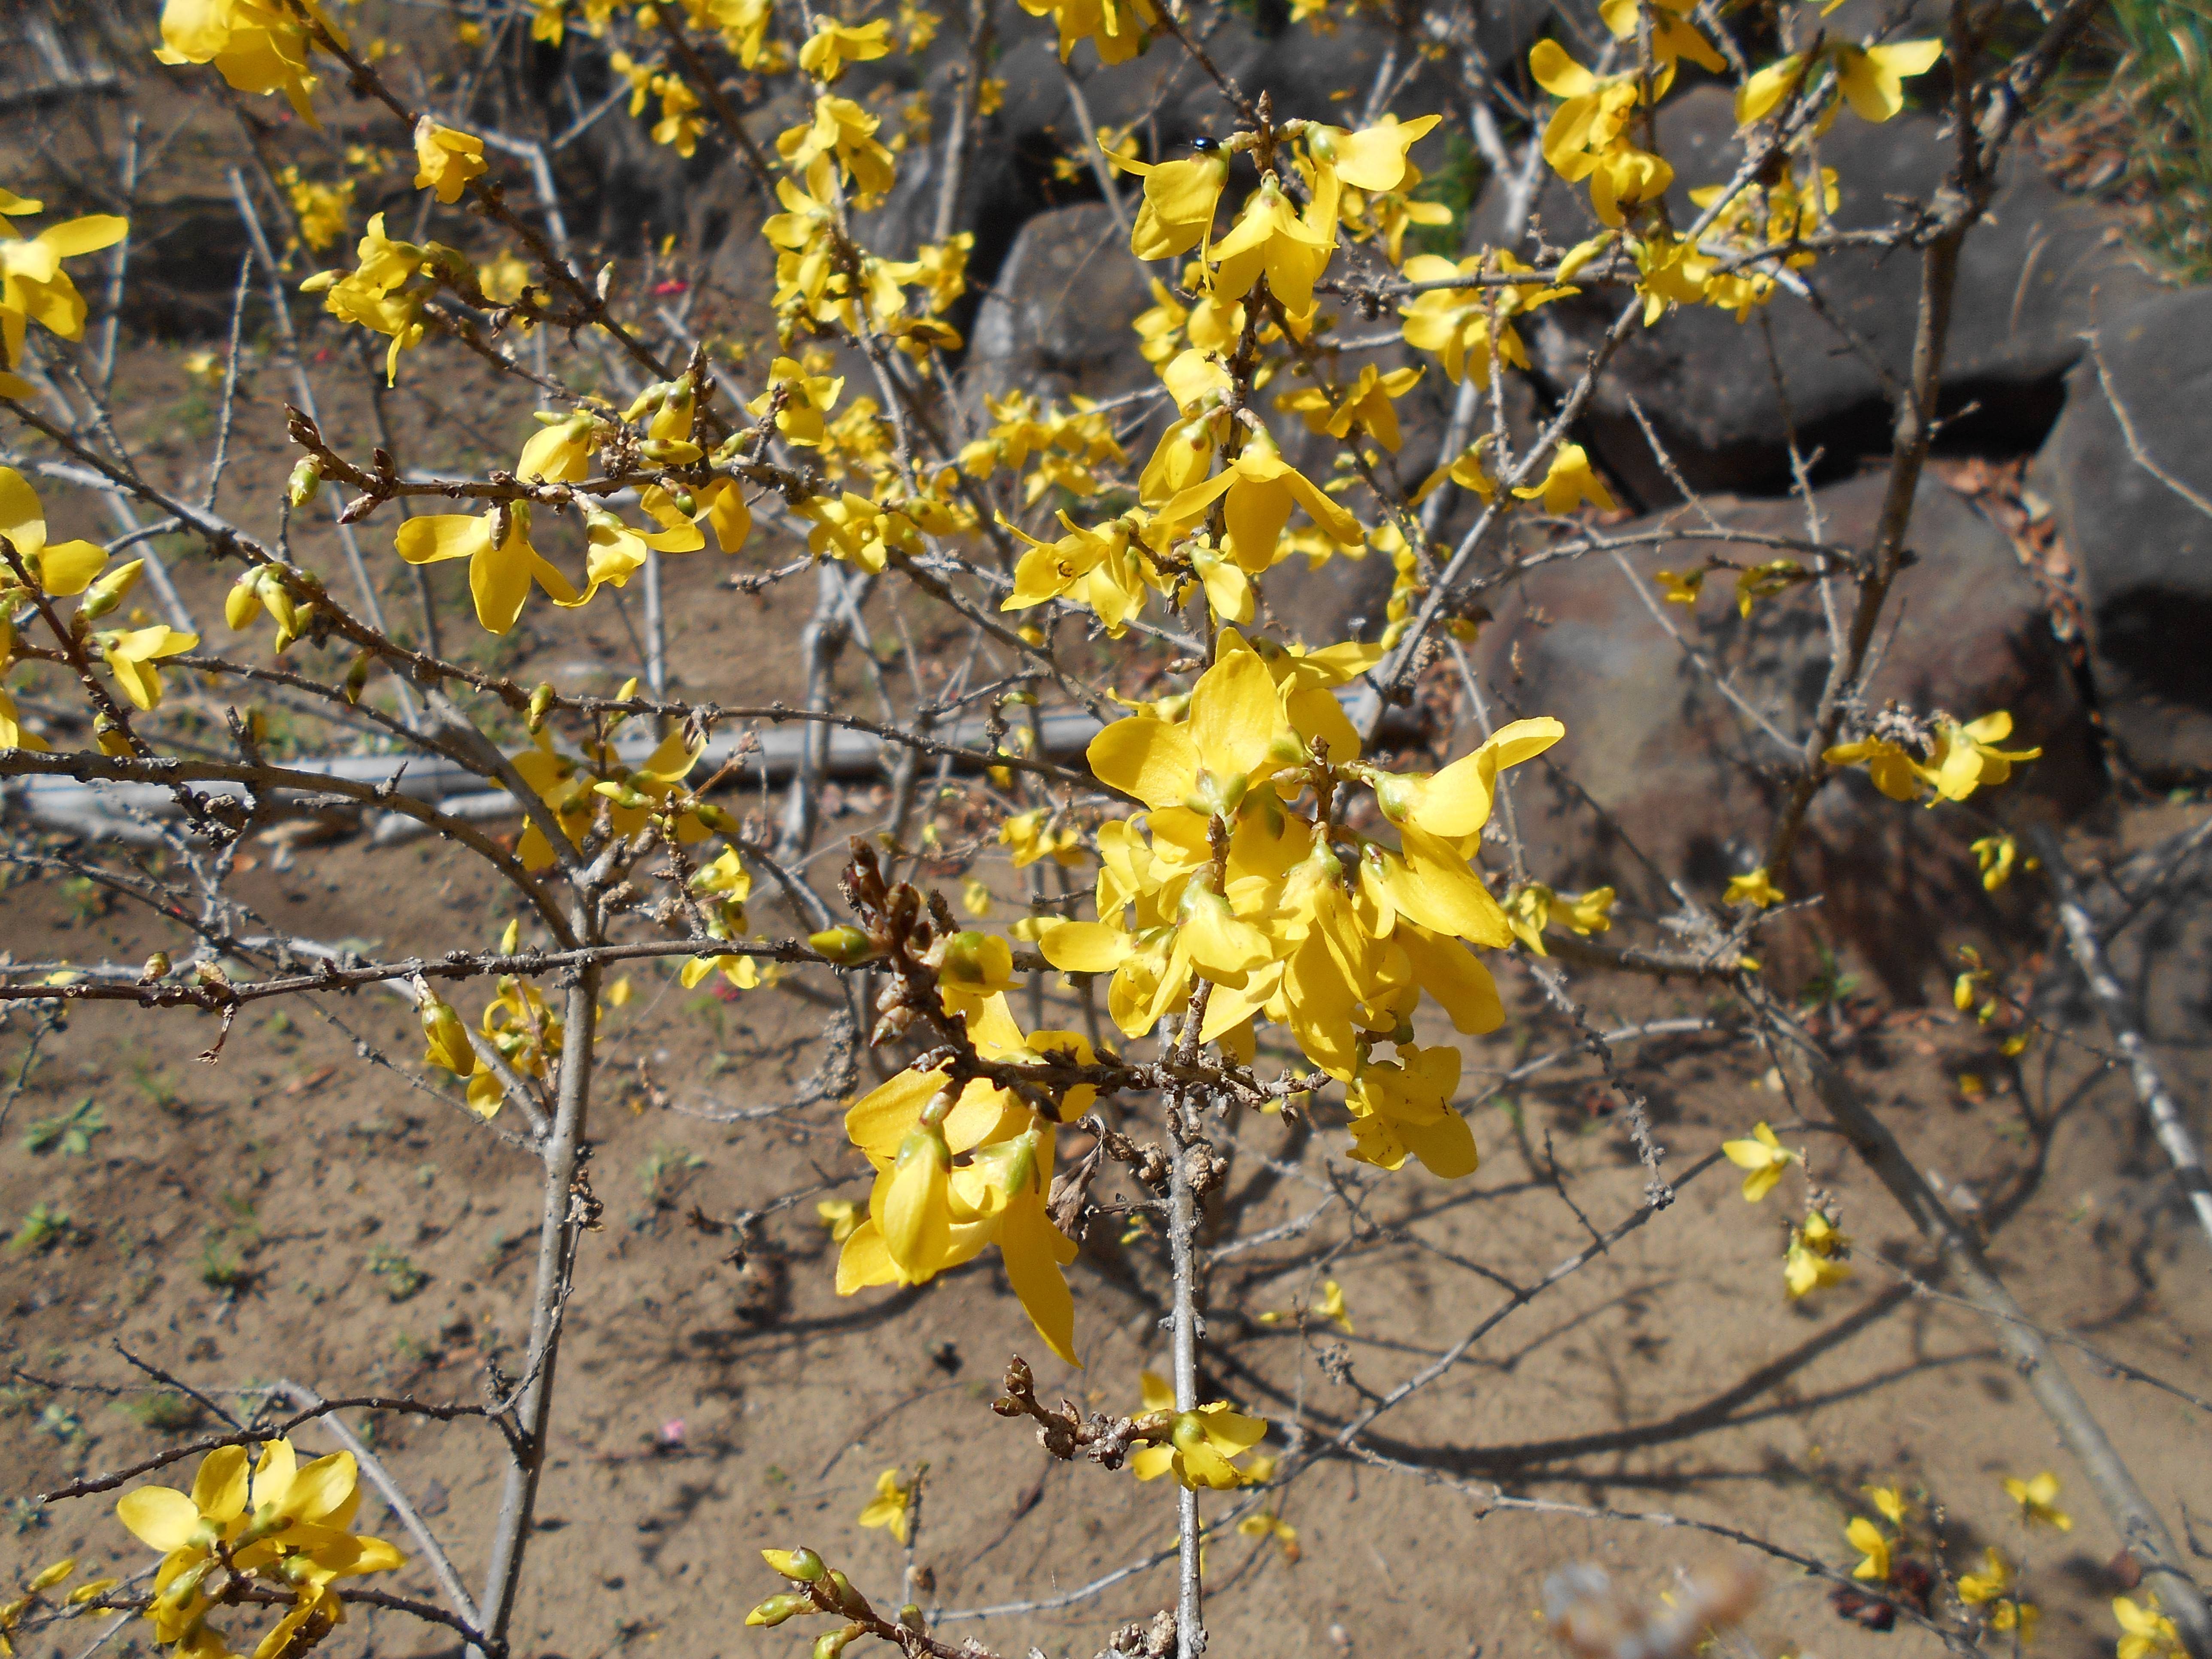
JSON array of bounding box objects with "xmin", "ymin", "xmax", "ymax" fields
[
  {"xmin": 7, "ymin": 1203, "xmax": 72, "ymax": 1255},
  {"xmin": 21, "ymin": 1099, "xmax": 107, "ymax": 1156},
  {"xmin": 366, "ymin": 1245, "xmax": 428, "ymax": 1302}
]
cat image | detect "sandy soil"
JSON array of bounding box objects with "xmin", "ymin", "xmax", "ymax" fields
[{"xmin": 5, "ymin": 344, "xmax": 2211, "ymax": 1659}]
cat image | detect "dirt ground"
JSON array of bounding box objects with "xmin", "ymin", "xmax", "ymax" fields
[{"xmin": 6, "ymin": 345, "xmax": 2212, "ymax": 1659}]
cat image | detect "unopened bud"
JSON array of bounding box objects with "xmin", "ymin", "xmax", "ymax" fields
[
  {"xmin": 527, "ymin": 681, "xmax": 556, "ymax": 732},
  {"xmin": 693, "ymin": 802, "xmax": 738, "ymax": 834},
  {"xmin": 27, "ymin": 1559, "xmax": 75, "ymax": 1593},
  {"xmin": 139, "ymin": 952, "xmax": 171, "ymax": 984},
  {"xmin": 591, "ymin": 780, "xmax": 650, "ymax": 810},
  {"xmin": 744, "ymin": 1593, "xmax": 812, "ymax": 1629},
  {"xmin": 760, "ymin": 1547, "xmax": 826, "ymax": 1582},
  {"xmin": 813, "ymin": 1626, "xmax": 863, "ymax": 1659},
  {"xmin": 78, "ymin": 559, "xmax": 144, "ymax": 622},
  {"xmin": 418, "ymin": 994, "xmax": 473, "ymax": 1075},
  {"xmin": 224, "ymin": 573, "xmax": 263, "ymax": 632},
  {"xmin": 342, "ymin": 648, "xmax": 374, "ymax": 705},
  {"xmin": 807, "ymin": 926, "xmax": 878, "ymax": 965},
  {"xmin": 287, "ymin": 456, "xmax": 323, "ymax": 507}
]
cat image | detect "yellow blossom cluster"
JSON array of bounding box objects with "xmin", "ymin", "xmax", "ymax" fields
[
  {"xmin": 0, "ymin": 468, "xmax": 197, "ymax": 747},
  {"xmin": 114, "ymin": 1439, "xmax": 406, "ymax": 1659}
]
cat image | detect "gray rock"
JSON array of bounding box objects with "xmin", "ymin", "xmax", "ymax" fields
[
  {"xmin": 964, "ymin": 202, "xmax": 1161, "ymax": 403},
  {"xmin": 1465, "ymin": 468, "xmax": 2100, "ymax": 991},
  {"xmin": 1483, "ymin": 86, "xmax": 2161, "ymax": 502},
  {"xmin": 2032, "ymin": 284, "xmax": 2212, "ymax": 782}
]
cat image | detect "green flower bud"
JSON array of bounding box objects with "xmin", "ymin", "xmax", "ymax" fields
[
  {"xmin": 745, "ymin": 1593, "xmax": 813, "ymax": 1628},
  {"xmin": 761, "ymin": 1547, "xmax": 826, "ymax": 1582},
  {"xmin": 807, "ymin": 926, "xmax": 878, "ymax": 965},
  {"xmin": 341, "ymin": 647, "xmax": 374, "ymax": 706},
  {"xmin": 527, "ymin": 681, "xmax": 556, "ymax": 732},
  {"xmin": 286, "ymin": 456, "xmax": 323, "ymax": 507},
  {"xmin": 77, "ymin": 559, "xmax": 144, "ymax": 622}
]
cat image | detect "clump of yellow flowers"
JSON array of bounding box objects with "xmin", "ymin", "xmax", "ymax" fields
[{"xmin": 112, "ymin": 1438, "xmax": 406, "ymax": 1659}]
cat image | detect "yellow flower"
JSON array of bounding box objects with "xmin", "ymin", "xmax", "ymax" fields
[
  {"xmin": 1785, "ymin": 1209, "xmax": 1852, "ymax": 1297},
  {"xmin": 97, "ymin": 624, "xmax": 199, "ymax": 711},
  {"xmin": 2116, "ymin": 1594, "xmax": 2184, "ymax": 1659},
  {"xmin": 1735, "ymin": 557, "xmax": 1806, "ymax": 616},
  {"xmin": 1923, "ymin": 712, "xmax": 2039, "ymax": 804},
  {"xmin": 1866, "ymin": 1486, "xmax": 1909, "ymax": 1527},
  {"xmin": 1962, "ymin": 1545, "xmax": 2042, "ymax": 1638},
  {"xmin": 1088, "ymin": 633, "xmax": 1301, "ymax": 817},
  {"xmin": 1000, "ymin": 808, "xmax": 1084, "ymax": 868},
  {"xmin": 1512, "ymin": 443, "xmax": 1616, "ymax": 514},
  {"xmin": 1996, "ymin": 1599, "xmax": 2042, "ymax": 1644},
  {"xmin": 1823, "ymin": 733, "xmax": 1926, "ymax": 802},
  {"xmin": 517, "ymin": 409, "xmax": 602, "ymax": 483},
  {"xmin": 777, "ymin": 95, "xmax": 896, "ymax": 205},
  {"xmin": 1305, "ymin": 112, "xmax": 1441, "ymax": 194},
  {"xmin": 1528, "ymin": 40, "xmax": 1647, "ymax": 178},
  {"xmin": 1504, "ymin": 881, "xmax": 1552, "ymax": 954},
  {"xmin": 747, "ymin": 355, "xmax": 845, "ymax": 446},
  {"xmin": 1959, "ymin": 1547, "xmax": 2011, "ymax": 1605},
  {"xmin": 411, "ymin": 119, "xmax": 486, "ymax": 204},
  {"xmin": 1598, "ymin": 0, "xmax": 1721, "ymax": 70},
  {"xmin": 1130, "ymin": 1372, "xmax": 1268, "ymax": 1490},
  {"xmin": 1155, "ymin": 430, "xmax": 1363, "ymax": 572},
  {"xmin": 857, "ymin": 1468, "xmax": 912, "ymax": 1542},
  {"xmin": 1834, "ymin": 40, "xmax": 1943, "ymax": 122},
  {"xmin": 1318, "ymin": 1279, "xmax": 1353, "ymax": 1334},
  {"xmin": 1274, "ymin": 363, "xmax": 1424, "ymax": 453},
  {"xmin": 1972, "ymin": 833, "xmax": 2019, "ymax": 890},
  {"xmin": 1397, "ymin": 254, "xmax": 1532, "ymax": 385},
  {"xmin": 1735, "ymin": 52, "xmax": 1808, "ymax": 125},
  {"xmin": 1725, "ymin": 868, "xmax": 1784, "ymax": 908},
  {"xmin": 398, "ymin": 502, "xmax": 582, "ymax": 634},
  {"xmin": 1561, "ymin": 887, "xmax": 1614, "ymax": 936},
  {"xmin": 1720, "ymin": 1121, "xmax": 1796, "ymax": 1202},
  {"xmin": 155, "ymin": 0, "xmax": 346, "ymax": 125},
  {"xmin": 1585, "ymin": 142, "xmax": 1676, "ymax": 228},
  {"xmin": 1237, "ymin": 1510, "xmax": 1300, "ymax": 1561},
  {"xmin": 1412, "ymin": 435, "xmax": 1501, "ymax": 504},
  {"xmin": 281, "ymin": 166, "xmax": 352, "ymax": 251},
  {"xmin": 1344, "ymin": 1045, "xmax": 1479, "ymax": 1178},
  {"xmin": 799, "ymin": 18, "xmax": 890, "ymax": 81},
  {"xmin": 838, "ymin": 1036, "xmax": 1083, "ymax": 1364},
  {"xmin": 0, "ymin": 466, "xmax": 109, "ymax": 595},
  {"xmin": 2003, "ymin": 1471, "xmax": 2072, "ymax": 1531},
  {"xmin": 0, "ymin": 195, "xmax": 128, "ymax": 385},
  {"xmin": 117, "ymin": 1438, "xmax": 401, "ymax": 1649},
  {"xmin": 1207, "ymin": 170, "xmax": 1337, "ymax": 322},
  {"xmin": 1654, "ymin": 568, "xmax": 1704, "ymax": 605},
  {"xmin": 1368, "ymin": 717, "xmax": 1562, "ymax": 841},
  {"xmin": 1845, "ymin": 1516, "xmax": 1890, "ymax": 1581}
]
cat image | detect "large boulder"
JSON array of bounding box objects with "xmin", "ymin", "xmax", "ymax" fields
[
  {"xmin": 1482, "ymin": 87, "xmax": 2161, "ymax": 503},
  {"xmin": 963, "ymin": 202, "xmax": 1161, "ymax": 403},
  {"xmin": 1466, "ymin": 468, "xmax": 2101, "ymax": 991},
  {"xmin": 2031, "ymin": 284, "xmax": 2212, "ymax": 783}
]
